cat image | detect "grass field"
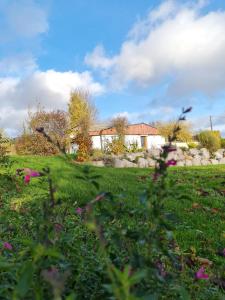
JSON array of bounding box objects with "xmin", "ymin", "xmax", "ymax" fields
[{"xmin": 1, "ymin": 156, "xmax": 225, "ymax": 299}]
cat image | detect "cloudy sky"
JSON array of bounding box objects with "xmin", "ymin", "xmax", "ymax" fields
[{"xmin": 0, "ymin": 0, "xmax": 225, "ymax": 136}]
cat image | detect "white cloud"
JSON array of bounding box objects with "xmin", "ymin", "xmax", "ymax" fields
[
  {"xmin": 0, "ymin": 53, "xmax": 38, "ymax": 76},
  {"xmin": 113, "ymin": 106, "xmax": 174, "ymax": 123},
  {"xmin": 0, "ymin": 70, "xmax": 104, "ymax": 136},
  {"xmin": 86, "ymin": 0, "xmax": 225, "ymax": 95},
  {"xmin": 5, "ymin": 0, "xmax": 48, "ymax": 38},
  {"xmin": 85, "ymin": 45, "xmax": 116, "ymax": 70}
]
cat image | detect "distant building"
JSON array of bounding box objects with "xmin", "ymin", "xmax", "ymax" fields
[{"xmin": 70, "ymin": 123, "xmax": 165, "ymax": 152}]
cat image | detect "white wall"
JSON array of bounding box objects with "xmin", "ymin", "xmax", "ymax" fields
[
  {"xmin": 148, "ymin": 135, "xmax": 165, "ymax": 149},
  {"xmin": 125, "ymin": 135, "xmax": 142, "ymax": 148},
  {"xmin": 91, "ymin": 134, "xmax": 165, "ymax": 150}
]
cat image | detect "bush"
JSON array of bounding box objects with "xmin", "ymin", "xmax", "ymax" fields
[
  {"xmin": 197, "ymin": 130, "xmax": 221, "ymax": 153},
  {"xmin": 104, "ymin": 138, "xmax": 125, "ymax": 155},
  {"xmin": 73, "ymin": 133, "xmax": 92, "ymax": 161},
  {"xmin": 221, "ymin": 138, "xmax": 225, "ymax": 148},
  {"xmin": 188, "ymin": 142, "xmax": 198, "ymax": 149},
  {"xmin": 15, "ymin": 133, "xmax": 59, "ymax": 155},
  {"xmin": 90, "ymin": 149, "xmax": 104, "ymax": 161}
]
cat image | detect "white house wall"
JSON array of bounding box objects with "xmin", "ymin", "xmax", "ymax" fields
[
  {"xmin": 147, "ymin": 135, "xmax": 165, "ymax": 149},
  {"xmin": 90, "ymin": 134, "xmax": 165, "ymax": 150}
]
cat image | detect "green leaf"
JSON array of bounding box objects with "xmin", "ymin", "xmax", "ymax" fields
[{"xmin": 14, "ymin": 261, "xmax": 34, "ymax": 298}]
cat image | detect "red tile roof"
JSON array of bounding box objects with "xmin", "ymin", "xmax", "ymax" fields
[{"xmin": 89, "ymin": 123, "xmax": 158, "ymax": 136}]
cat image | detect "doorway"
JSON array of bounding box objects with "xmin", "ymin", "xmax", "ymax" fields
[{"xmin": 141, "ymin": 136, "xmax": 147, "ymax": 149}]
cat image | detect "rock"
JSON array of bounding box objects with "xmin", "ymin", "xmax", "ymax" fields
[
  {"xmin": 192, "ymin": 158, "xmax": 201, "ymax": 166},
  {"xmin": 166, "ymin": 151, "xmax": 178, "ymax": 161},
  {"xmin": 176, "ymin": 161, "xmax": 185, "ymax": 167},
  {"xmin": 90, "ymin": 161, "xmax": 105, "ymax": 167},
  {"xmin": 147, "ymin": 158, "xmax": 156, "ymax": 167},
  {"xmin": 216, "ymin": 149, "xmax": 225, "ymax": 155},
  {"xmin": 137, "ymin": 157, "xmax": 149, "ymax": 168},
  {"xmin": 214, "ymin": 150, "xmax": 224, "ymax": 160},
  {"xmin": 210, "ymin": 159, "xmax": 219, "ymax": 165},
  {"xmin": 189, "ymin": 149, "xmax": 200, "ymax": 156},
  {"xmin": 124, "ymin": 160, "xmax": 137, "ymax": 168},
  {"xmin": 218, "ymin": 157, "xmax": 225, "ymax": 164},
  {"xmin": 113, "ymin": 158, "xmax": 125, "ymax": 168},
  {"xmin": 113, "ymin": 158, "xmax": 137, "ymax": 168},
  {"xmin": 125, "ymin": 153, "xmax": 136, "ymax": 161},
  {"xmin": 199, "ymin": 148, "xmax": 210, "ymax": 159},
  {"xmin": 185, "ymin": 160, "xmax": 193, "ymax": 166},
  {"xmin": 201, "ymin": 160, "xmax": 209, "ymax": 166},
  {"xmin": 148, "ymin": 148, "xmax": 161, "ymax": 158}
]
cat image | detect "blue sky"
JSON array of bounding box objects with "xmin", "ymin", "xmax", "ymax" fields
[{"xmin": 0, "ymin": 0, "xmax": 225, "ymax": 136}]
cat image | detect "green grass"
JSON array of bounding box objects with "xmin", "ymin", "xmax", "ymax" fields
[
  {"xmin": 8, "ymin": 155, "xmax": 225, "ymax": 254},
  {"xmin": 1, "ymin": 155, "xmax": 225, "ymax": 299}
]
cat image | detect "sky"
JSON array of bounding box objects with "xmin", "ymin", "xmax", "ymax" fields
[{"xmin": 0, "ymin": 0, "xmax": 225, "ymax": 136}]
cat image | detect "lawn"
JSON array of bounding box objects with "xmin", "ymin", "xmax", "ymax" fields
[{"xmin": 0, "ymin": 155, "xmax": 224, "ymax": 299}]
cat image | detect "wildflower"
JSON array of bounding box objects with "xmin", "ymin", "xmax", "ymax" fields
[
  {"xmin": 166, "ymin": 159, "xmax": 177, "ymax": 166},
  {"xmin": 21, "ymin": 168, "xmax": 42, "ymax": 184},
  {"xmin": 152, "ymin": 172, "xmax": 160, "ymax": 181},
  {"xmin": 155, "ymin": 261, "xmax": 167, "ymax": 278},
  {"xmin": 24, "ymin": 175, "xmax": 31, "ymax": 184},
  {"xmin": 3, "ymin": 242, "xmax": 13, "ymax": 250},
  {"xmin": 54, "ymin": 223, "xmax": 63, "ymax": 233},
  {"xmin": 195, "ymin": 267, "xmax": 209, "ymax": 280},
  {"xmin": 76, "ymin": 207, "xmax": 83, "ymax": 215}
]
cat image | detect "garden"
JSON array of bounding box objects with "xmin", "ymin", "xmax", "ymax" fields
[{"xmin": 0, "ymin": 107, "xmax": 225, "ymax": 299}]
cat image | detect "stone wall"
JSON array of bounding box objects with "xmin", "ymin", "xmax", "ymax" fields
[{"xmin": 89, "ymin": 148, "xmax": 225, "ymax": 168}]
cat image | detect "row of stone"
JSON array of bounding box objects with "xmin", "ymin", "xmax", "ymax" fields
[{"xmin": 90, "ymin": 148, "xmax": 225, "ymax": 168}]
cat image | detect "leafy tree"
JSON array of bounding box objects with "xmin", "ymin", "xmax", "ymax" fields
[
  {"xmin": 0, "ymin": 130, "xmax": 10, "ymax": 166},
  {"xmin": 156, "ymin": 121, "xmax": 193, "ymax": 142},
  {"xmin": 15, "ymin": 106, "xmax": 69, "ymax": 155},
  {"xmin": 68, "ymin": 90, "xmax": 97, "ymax": 135},
  {"xmin": 108, "ymin": 116, "xmax": 128, "ymax": 154},
  {"xmin": 197, "ymin": 130, "xmax": 221, "ymax": 153},
  {"xmin": 111, "ymin": 116, "xmax": 128, "ymax": 143},
  {"xmin": 68, "ymin": 90, "xmax": 96, "ymax": 160}
]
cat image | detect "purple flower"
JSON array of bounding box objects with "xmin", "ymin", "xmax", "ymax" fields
[
  {"xmin": 195, "ymin": 267, "xmax": 209, "ymax": 280},
  {"xmin": 166, "ymin": 159, "xmax": 177, "ymax": 166},
  {"xmin": 76, "ymin": 207, "xmax": 83, "ymax": 215},
  {"xmin": 3, "ymin": 242, "xmax": 13, "ymax": 250},
  {"xmin": 20, "ymin": 168, "xmax": 42, "ymax": 184},
  {"xmin": 54, "ymin": 223, "xmax": 63, "ymax": 233}
]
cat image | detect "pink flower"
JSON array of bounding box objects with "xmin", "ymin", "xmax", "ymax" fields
[
  {"xmin": 23, "ymin": 169, "xmax": 41, "ymax": 184},
  {"xmin": 30, "ymin": 171, "xmax": 40, "ymax": 177},
  {"xmin": 152, "ymin": 172, "xmax": 160, "ymax": 181},
  {"xmin": 3, "ymin": 242, "xmax": 13, "ymax": 250},
  {"xmin": 166, "ymin": 159, "xmax": 177, "ymax": 166},
  {"xmin": 54, "ymin": 223, "xmax": 63, "ymax": 233},
  {"xmin": 195, "ymin": 267, "xmax": 209, "ymax": 280},
  {"xmin": 76, "ymin": 207, "xmax": 83, "ymax": 215},
  {"xmin": 24, "ymin": 175, "xmax": 31, "ymax": 184}
]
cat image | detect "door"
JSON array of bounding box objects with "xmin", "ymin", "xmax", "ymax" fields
[{"xmin": 141, "ymin": 136, "xmax": 147, "ymax": 149}]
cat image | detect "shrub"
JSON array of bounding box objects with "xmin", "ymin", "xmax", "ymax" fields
[
  {"xmin": 15, "ymin": 108, "xmax": 69, "ymax": 155},
  {"xmin": 104, "ymin": 138, "xmax": 125, "ymax": 155},
  {"xmin": 221, "ymin": 138, "xmax": 225, "ymax": 148},
  {"xmin": 73, "ymin": 133, "xmax": 92, "ymax": 161},
  {"xmin": 188, "ymin": 141, "xmax": 198, "ymax": 149},
  {"xmin": 197, "ymin": 130, "xmax": 221, "ymax": 153},
  {"xmin": 90, "ymin": 149, "xmax": 104, "ymax": 161},
  {"xmin": 15, "ymin": 133, "xmax": 59, "ymax": 155}
]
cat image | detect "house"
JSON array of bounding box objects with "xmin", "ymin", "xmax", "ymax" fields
[{"xmin": 71, "ymin": 123, "xmax": 164, "ymax": 152}]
